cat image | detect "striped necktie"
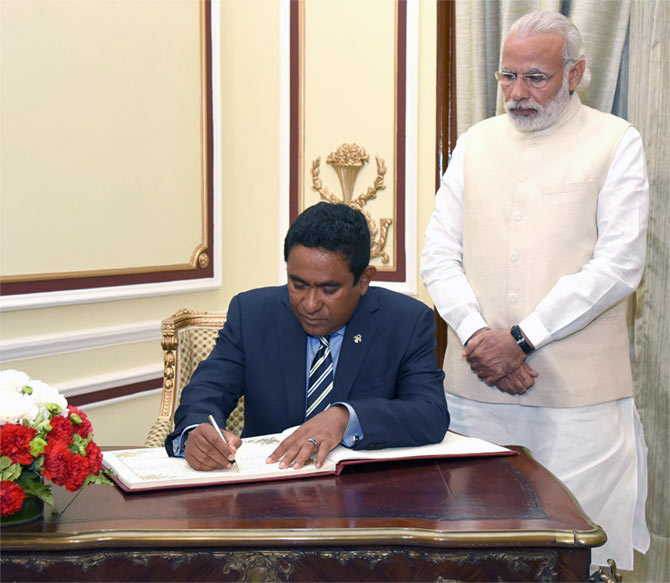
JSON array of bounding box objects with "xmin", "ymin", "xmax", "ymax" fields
[{"xmin": 305, "ymin": 336, "xmax": 334, "ymax": 420}]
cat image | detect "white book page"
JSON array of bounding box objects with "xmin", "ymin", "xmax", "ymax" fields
[
  {"xmin": 326, "ymin": 430, "xmax": 511, "ymax": 464},
  {"xmin": 103, "ymin": 432, "xmax": 335, "ymax": 488}
]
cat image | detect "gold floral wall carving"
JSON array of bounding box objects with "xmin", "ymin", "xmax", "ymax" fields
[{"xmin": 311, "ymin": 143, "xmax": 392, "ymax": 264}]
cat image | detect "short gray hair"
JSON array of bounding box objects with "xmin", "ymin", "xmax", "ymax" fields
[
  {"xmin": 509, "ymin": 11, "xmax": 584, "ymax": 63},
  {"xmin": 507, "ymin": 11, "xmax": 590, "ymax": 87}
]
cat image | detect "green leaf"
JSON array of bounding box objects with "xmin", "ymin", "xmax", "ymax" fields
[
  {"xmin": 35, "ymin": 417, "xmax": 51, "ymax": 434},
  {"xmin": 83, "ymin": 472, "xmax": 114, "ymax": 487},
  {"xmin": 0, "ymin": 456, "xmax": 12, "ymax": 471},
  {"xmin": 20, "ymin": 475, "xmax": 54, "ymax": 506},
  {"xmin": 70, "ymin": 412, "xmax": 82, "ymax": 425},
  {"xmin": 21, "ymin": 385, "xmax": 33, "ymax": 395},
  {"xmin": 31, "ymin": 456, "xmax": 45, "ymax": 473},
  {"xmin": 0, "ymin": 458, "xmax": 23, "ymax": 482}
]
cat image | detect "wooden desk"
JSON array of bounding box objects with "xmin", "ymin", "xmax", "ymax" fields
[{"xmin": 1, "ymin": 447, "xmax": 604, "ymax": 582}]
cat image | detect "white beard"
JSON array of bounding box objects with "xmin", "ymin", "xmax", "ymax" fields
[{"xmin": 505, "ymin": 70, "xmax": 571, "ymax": 132}]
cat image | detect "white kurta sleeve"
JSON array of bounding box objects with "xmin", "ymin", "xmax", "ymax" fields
[
  {"xmin": 519, "ymin": 126, "xmax": 649, "ymax": 349},
  {"xmin": 421, "ymin": 133, "xmax": 488, "ymax": 346}
]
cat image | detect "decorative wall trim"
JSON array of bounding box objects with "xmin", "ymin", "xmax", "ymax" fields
[
  {"xmin": 78, "ymin": 387, "xmax": 163, "ymax": 410},
  {"xmin": 0, "ymin": 321, "xmax": 161, "ymax": 363},
  {"xmin": 434, "ymin": 0, "xmax": 458, "ymax": 365},
  {"xmin": 0, "ymin": 0, "xmax": 223, "ymax": 311},
  {"xmin": 65, "ymin": 366, "xmax": 163, "ymax": 407},
  {"xmin": 278, "ymin": 0, "xmax": 292, "ymax": 284},
  {"xmin": 280, "ymin": 0, "xmax": 418, "ymax": 295},
  {"xmin": 59, "ymin": 365, "xmax": 163, "ymax": 398},
  {"xmin": 403, "ymin": 0, "xmax": 419, "ymax": 296},
  {"xmin": 0, "ymin": 277, "xmax": 223, "ymax": 312}
]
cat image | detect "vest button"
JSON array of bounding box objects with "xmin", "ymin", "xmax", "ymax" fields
[
  {"xmin": 508, "ymin": 292, "xmax": 518, "ymax": 303},
  {"xmin": 513, "ymin": 211, "xmax": 523, "ymax": 222},
  {"xmin": 509, "ymin": 252, "xmax": 519, "ymax": 262},
  {"xmin": 518, "ymin": 173, "xmax": 528, "ymax": 182}
]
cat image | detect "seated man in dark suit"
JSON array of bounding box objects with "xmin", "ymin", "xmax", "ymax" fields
[{"xmin": 167, "ymin": 202, "xmax": 449, "ymax": 471}]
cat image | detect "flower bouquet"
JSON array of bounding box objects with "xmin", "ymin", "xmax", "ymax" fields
[{"xmin": 0, "ymin": 370, "xmax": 112, "ymax": 524}]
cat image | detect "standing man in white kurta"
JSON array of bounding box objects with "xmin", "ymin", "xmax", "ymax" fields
[{"xmin": 421, "ymin": 11, "xmax": 649, "ymax": 572}]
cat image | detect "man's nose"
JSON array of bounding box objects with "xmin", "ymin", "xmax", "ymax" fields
[
  {"xmin": 303, "ymin": 288, "xmax": 322, "ymax": 313},
  {"xmin": 509, "ymin": 76, "xmax": 530, "ymax": 100}
]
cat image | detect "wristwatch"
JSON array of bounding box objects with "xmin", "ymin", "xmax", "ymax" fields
[{"xmin": 510, "ymin": 325, "xmax": 534, "ymax": 355}]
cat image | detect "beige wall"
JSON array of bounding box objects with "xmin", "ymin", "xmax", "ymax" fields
[
  {"xmin": 0, "ymin": 0, "xmax": 439, "ymax": 446},
  {"xmin": 1, "ymin": 1, "xmax": 204, "ymax": 276}
]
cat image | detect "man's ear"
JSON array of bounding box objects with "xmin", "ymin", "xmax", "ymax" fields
[
  {"xmin": 358, "ymin": 265, "xmax": 377, "ymax": 295},
  {"xmin": 568, "ymin": 58, "xmax": 585, "ymax": 92}
]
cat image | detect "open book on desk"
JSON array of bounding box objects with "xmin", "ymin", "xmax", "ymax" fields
[{"xmin": 103, "ymin": 429, "xmax": 516, "ymax": 493}]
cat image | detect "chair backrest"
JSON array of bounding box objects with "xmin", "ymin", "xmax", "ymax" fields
[{"xmin": 144, "ymin": 309, "xmax": 245, "ymax": 447}]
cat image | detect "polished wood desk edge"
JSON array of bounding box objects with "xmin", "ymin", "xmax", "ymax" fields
[{"xmin": 1, "ymin": 525, "xmax": 606, "ymax": 551}]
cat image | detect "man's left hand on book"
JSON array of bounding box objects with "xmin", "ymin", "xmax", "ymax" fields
[
  {"xmin": 266, "ymin": 405, "xmax": 349, "ymax": 470},
  {"xmin": 184, "ymin": 424, "xmax": 242, "ymax": 471}
]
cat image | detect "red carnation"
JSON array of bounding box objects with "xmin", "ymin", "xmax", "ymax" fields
[
  {"xmin": 48, "ymin": 415, "xmax": 74, "ymax": 444},
  {"xmin": 67, "ymin": 406, "xmax": 93, "ymax": 438},
  {"xmin": 0, "ymin": 480, "xmax": 26, "ymax": 517},
  {"xmin": 85, "ymin": 440, "xmax": 103, "ymax": 474},
  {"xmin": 64, "ymin": 454, "xmax": 91, "ymax": 492},
  {"xmin": 0, "ymin": 424, "xmax": 37, "ymax": 465},
  {"xmin": 41, "ymin": 440, "xmax": 73, "ymax": 487}
]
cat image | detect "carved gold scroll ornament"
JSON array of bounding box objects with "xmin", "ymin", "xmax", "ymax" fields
[{"xmin": 311, "ymin": 144, "xmax": 391, "ymax": 264}]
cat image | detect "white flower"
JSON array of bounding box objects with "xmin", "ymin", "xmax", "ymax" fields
[
  {"xmin": 0, "ymin": 369, "xmax": 31, "ymax": 392},
  {"xmin": 0, "ymin": 391, "xmax": 39, "ymax": 425},
  {"xmin": 0, "ymin": 370, "xmax": 68, "ymax": 425},
  {"xmin": 29, "ymin": 379, "xmax": 68, "ymax": 414}
]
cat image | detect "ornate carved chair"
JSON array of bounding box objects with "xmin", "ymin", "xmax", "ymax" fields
[{"xmin": 144, "ymin": 309, "xmax": 245, "ymax": 447}]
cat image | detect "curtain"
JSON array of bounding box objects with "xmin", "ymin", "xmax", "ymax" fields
[
  {"xmin": 627, "ymin": 2, "xmax": 670, "ymax": 581},
  {"xmin": 454, "ymin": 1, "xmax": 669, "ymax": 580}
]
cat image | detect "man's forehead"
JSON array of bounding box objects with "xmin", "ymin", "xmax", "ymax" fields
[
  {"xmin": 502, "ymin": 32, "xmax": 566, "ymax": 67},
  {"xmin": 286, "ymin": 246, "xmax": 354, "ymax": 286}
]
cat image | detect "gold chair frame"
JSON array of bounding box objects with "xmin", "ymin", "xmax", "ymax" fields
[{"xmin": 144, "ymin": 309, "xmax": 245, "ymax": 447}]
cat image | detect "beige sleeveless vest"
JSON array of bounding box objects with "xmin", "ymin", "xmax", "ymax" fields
[{"xmin": 444, "ymin": 95, "xmax": 633, "ymax": 407}]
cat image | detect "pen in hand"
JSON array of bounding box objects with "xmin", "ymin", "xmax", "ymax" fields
[{"xmin": 208, "ymin": 414, "xmax": 240, "ymax": 472}]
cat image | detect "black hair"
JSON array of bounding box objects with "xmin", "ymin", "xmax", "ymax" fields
[{"xmin": 284, "ymin": 202, "xmax": 371, "ymax": 283}]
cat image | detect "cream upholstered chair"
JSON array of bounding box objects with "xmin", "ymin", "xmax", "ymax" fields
[{"xmin": 144, "ymin": 309, "xmax": 245, "ymax": 447}]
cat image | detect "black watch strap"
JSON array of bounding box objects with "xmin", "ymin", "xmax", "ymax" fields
[{"xmin": 511, "ymin": 325, "xmax": 534, "ymax": 355}]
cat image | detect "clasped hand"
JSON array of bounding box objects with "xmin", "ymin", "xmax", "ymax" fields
[
  {"xmin": 463, "ymin": 328, "xmax": 538, "ymax": 395},
  {"xmin": 184, "ymin": 405, "xmax": 349, "ymax": 471}
]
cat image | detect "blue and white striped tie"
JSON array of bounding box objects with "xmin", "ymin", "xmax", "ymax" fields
[{"xmin": 305, "ymin": 336, "xmax": 334, "ymax": 420}]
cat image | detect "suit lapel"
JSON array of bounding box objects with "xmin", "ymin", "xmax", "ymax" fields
[
  {"xmin": 277, "ymin": 289, "xmax": 308, "ymax": 423},
  {"xmin": 332, "ymin": 290, "xmax": 379, "ymax": 401}
]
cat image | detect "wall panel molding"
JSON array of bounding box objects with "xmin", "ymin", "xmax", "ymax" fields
[
  {"xmin": 0, "ymin": 321, "xmax": 161, "ymax": 363},
  {"xmin": 63, "ymin": 365, "xmax": 163, "ymax": 407},
  {"xmin": 60, "ymin": 364, "xmax": 162, "ymax": 398},
  {"xmin": 0, "ymin": 0, "xmax": 222, "ymax": 311},
  {"xmin": 79, "ymin": 387, "xmax": 162, "ymax": 410},
  {"xmin": 282, "ymin": 0, "xmax": 418, "ymax": 295}
]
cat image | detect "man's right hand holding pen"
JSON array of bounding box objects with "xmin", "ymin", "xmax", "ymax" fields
[
  {"xmin": 184, "ymin": 422, "xmax": 242, "ymax": 471},
  {"xmin": 183, "ymin": 407, "xmax": 349, "ymax": 472}
]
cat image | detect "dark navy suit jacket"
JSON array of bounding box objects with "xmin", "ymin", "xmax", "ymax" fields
[{"xmin": 166, "ymin": 285, "xmax": 449, "ymax": 452}]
